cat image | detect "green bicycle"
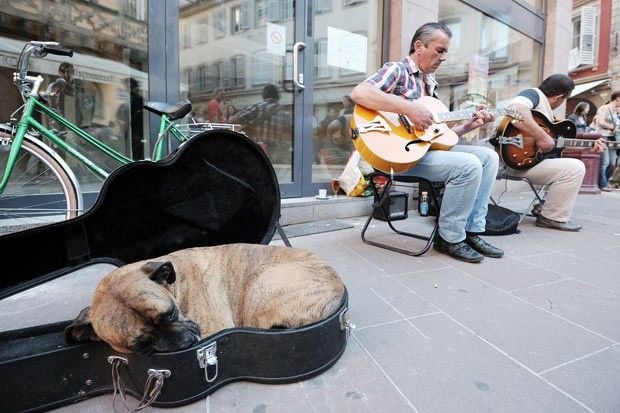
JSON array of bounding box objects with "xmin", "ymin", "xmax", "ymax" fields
[{"xmin": 0, "ymin": 41, "xmax": 237, "ymax": 234}]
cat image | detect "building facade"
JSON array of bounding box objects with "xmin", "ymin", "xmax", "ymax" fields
[
  {"xmin": 567, "ymin": 0, "xmax": 620, "ymax": 124},
  {"xmin": 0, "ymin": 0, "xmax": 577, "ymax": 207}
]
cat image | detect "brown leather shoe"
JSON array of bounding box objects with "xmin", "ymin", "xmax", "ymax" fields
[
  {"xmin": 530, "ymin": 202, "xmax": 544, "ymax": 217},
  {"xmin": 433, "ymin": 236, "xmax": 484, "ymax": 263},
  {"xmin": 465, "ymin": 233, "xmax": 504, "ymax": 258},
  {"xmin": 535, "ymin": 215, "xmax": 582, "ymax": 232}
]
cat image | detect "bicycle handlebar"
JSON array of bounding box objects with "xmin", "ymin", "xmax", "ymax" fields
[
  {"xmin": 15, "ymin": 41, "xmax": 74, "ymax": 86},
  {"xmin": 44, "ymin": 45, "xmax": 73, "ymax": 57}
]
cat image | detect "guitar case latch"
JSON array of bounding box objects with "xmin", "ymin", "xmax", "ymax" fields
[
  {"xmin": 339, "ymin": 307, "xmax": 355, "ymax": 338},
  {"xmin": 197, "ymin": 342, "xmax": 218, "ymax": 383}
]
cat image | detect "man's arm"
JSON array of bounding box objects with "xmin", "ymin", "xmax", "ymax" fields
[
  {"xmin": 451, "ymin": 105, "xmax": 495, "ymax": 136},
  {"xmin": 508, "ymin": 99, "xmax": 556, "ymax": 153},
  {"xmin": 595, "ymin": 105, "xmax": 615, "ymax": 130}
]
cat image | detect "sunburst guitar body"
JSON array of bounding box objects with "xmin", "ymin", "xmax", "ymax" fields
[{"xmin": 494, "ymin": 110, "xmax": 620, "ymax": 170}]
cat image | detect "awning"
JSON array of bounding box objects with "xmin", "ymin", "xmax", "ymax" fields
[
  {"xmin": 0, "ymin": 37, "xmax": 147, "ymax": 84},
  {"xmin": 570, "ymin": 79, "xmax": 608, "ymax": 97}
]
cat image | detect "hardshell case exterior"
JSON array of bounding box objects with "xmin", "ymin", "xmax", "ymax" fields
[
  {"xmin": 0, "ymin": 130, "xmax": 351, "ymax": 412},
  {"xmin": 0, "ymin": 291, "xmax": 350, "ymax": 412}
]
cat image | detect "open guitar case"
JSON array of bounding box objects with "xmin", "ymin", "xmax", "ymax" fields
[{"xmin": 0, "ymin": 130, "xmax": 350, "ymax": 412}]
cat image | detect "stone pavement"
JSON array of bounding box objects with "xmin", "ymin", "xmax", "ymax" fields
[{"xmin": 1, "ymin": 189, "xmax": 619, "ymax": 412}]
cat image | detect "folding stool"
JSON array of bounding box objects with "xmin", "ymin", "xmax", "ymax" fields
[
  {"xmin": 492, "ymin": 167, "xmax": 547, "ymax": 223},
  {"xmin": 361, "ymin": 171, "xmax": 444, "ymax": 256}
]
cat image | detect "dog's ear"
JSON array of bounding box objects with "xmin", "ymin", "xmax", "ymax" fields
[
  {"xmin": 142, "ymin": 261, "xmax": 176, "ymax": 285},
  {"xmin": 65, "ymin": 307, "xmax": 100, "ymax": 344}
]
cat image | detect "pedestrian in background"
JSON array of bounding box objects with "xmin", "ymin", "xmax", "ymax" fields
[
  {"xmin": 594, "ymin": 92, "xmax": 620, "ymax": 192},
  {"xmin": 568, "ymin": 102, "xmax": 590, "ymax": 133}
]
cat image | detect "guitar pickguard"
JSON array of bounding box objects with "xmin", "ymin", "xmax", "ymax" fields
[
  {"xmin": 497, "ymin": 135, "xmax": 525, "ymax": 149},
  {"xmin": 355, "ymin": 115, "xmax": 392, "ymax": 134}
]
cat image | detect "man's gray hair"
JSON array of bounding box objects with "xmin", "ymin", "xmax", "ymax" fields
[{"xmin": 409, "ymin": 22, "xmax": 452, "ymax": 54}]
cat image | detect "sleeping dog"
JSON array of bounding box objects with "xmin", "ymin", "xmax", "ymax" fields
[{"xmin": 65, "ymin": 244, "xmax": 345, "ymax": 354}]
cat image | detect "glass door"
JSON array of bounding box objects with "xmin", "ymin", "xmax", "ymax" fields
[
  {"xmin": 178, "ymin": 0, "xmax": 300, "ymax": 195},
  {"xmin": 177, "ymin": 0, "xmax": 383, "ymax": 198},
  {"xmin": 308, "ymin": 1, "xmax": 383, "ymax": 194}
]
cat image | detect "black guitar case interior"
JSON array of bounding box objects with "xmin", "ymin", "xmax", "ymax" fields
[{"xmin": 0, "ymin": 130, "xmax": 351, "ymax": 412}]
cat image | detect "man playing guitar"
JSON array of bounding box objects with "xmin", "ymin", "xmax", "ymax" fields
[
  {"xmin": 500, "ymin": 74, "xmax": 606, "ymax": 232},
  {"xmin": 351, "ymin": 22, "xmax": 503, "ymax": 263}
]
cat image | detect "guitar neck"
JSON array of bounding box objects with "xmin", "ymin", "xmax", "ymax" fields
[
  {"xmin": 434, "ymin": 107, "xmax": 512, "ymax": 123},
  {"xmin": 560, "ymin": 138, "xmax": 620, "ymax": 150}
]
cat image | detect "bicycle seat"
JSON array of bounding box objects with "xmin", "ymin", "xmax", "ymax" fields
[{"xmin": 144, "ymin": 100, "xmax": 192, "ymax": 120}]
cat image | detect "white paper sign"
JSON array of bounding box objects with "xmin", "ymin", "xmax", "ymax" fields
[
  {"xmin": 327, "ymin": 27, "xmax": 367, "ymax": 73},
  {"xmin": 266, "ymin": 23, "xmax": 286, "ymax": 56}
]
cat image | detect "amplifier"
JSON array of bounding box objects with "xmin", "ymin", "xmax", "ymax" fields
[{"xmin": 373, "ymin": 191, "xmax": 408, "ymax": 221}]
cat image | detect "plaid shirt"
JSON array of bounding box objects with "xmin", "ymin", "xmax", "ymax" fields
[
  {"xmin": 365, "ymin": 56, "xmax": 438, "ymax": 100},
  {"xmin": 235, "ymin": 98, "xmax": 292, "ymax": 144}
]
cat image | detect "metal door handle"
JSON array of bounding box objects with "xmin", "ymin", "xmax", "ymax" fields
[{"xmin": 292, "ymin": 41, "xmax": 306, "ymax": 91}]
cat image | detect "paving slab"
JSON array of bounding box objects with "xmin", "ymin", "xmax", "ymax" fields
[{"xmin": 0, "ymin": 188, "xmax": 618, "ymax": 413}]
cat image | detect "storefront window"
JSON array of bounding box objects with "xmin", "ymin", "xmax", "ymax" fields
[
  {"xmin": 0, "ymin": 0, "xmax": 149, "ymax": 194},
  {"xmin": 438, "ymin": 0, "xmax": 542, "ymax": 142},
  {"xmin": 311, "ymin": 2, "xmax": 383, "ymax": 183},
  {"xmin": 179, "ymin": 0, "xmax": 296, "ymax": 184},
  {"xmin": 178, "ymin": 0, "xmax": 384, "ymax": 190}
]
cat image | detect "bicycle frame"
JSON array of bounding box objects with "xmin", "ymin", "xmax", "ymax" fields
[
  {"xmin": 0, "ymin": 76, "xmax": 195, "ymax": 195},
  {"xmin": 1, "ymin": 77, "xmax": 134, "ymax": 194},
  {"xmin": 151, "ymin": 113, "xmax": 188, "ymax": 161}
]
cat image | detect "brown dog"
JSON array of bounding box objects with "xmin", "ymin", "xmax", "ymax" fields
[{"xmin": 65, "ymin": 244, "xmax": 345, "ymax": 354}]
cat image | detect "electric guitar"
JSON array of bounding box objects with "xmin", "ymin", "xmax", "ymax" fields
[
  {"xmin": 350, "ymin": 96, "xmax": 520, "ymax": 173},
  {"xmin": 494, "ymin": 111, "xmax": 620, "ymax": 170}
]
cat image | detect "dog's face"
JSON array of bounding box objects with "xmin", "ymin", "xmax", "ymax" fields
[{"xmin": 65, "ymin": 261, "xmax": 201, "ymax": 354}]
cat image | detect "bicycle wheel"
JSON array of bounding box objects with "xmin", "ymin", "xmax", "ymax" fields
[{"xmin": 0, "ymin": 126, "xmax": 83, "ymax": 235}]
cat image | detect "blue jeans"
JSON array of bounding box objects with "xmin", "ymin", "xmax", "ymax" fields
[
  {"xmin": 599, "ymin": 139, "xmax": 618, "ymax": 188},
  {"xmin": 403, "ymin": 144, "xmax": 499, "ymax": 243}
]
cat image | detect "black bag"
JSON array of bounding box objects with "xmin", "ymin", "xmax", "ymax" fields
[{"xmin": 482, "ymin": 204, "xmax": 521, "ymax": 235}]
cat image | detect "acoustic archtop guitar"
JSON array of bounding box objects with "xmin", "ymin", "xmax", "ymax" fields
[
  {"xmin": 494, "ymin": 110, "xmax": 620, "ymax": 170},
  {"xmin": 350, "ymin": 96, "xmax": 520, "ymax": 173}
]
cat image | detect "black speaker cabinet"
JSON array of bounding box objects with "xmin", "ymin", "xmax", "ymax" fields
[{"xmin": 373, "ymin": 191, "xmax": 408, "ymax": 221}]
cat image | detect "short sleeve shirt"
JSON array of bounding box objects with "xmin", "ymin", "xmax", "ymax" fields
[
  {"xmin": 510, "ymin": 88, "xmax": 555, "ymax": 120},
  {"xmin": 364, "ymin": 56, "xmax": 438, "ymax": 101}
]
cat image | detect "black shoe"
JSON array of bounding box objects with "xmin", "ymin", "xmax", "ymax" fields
[
  {"xmin": 465, "ymin": 233, "xmax": 504, "ymax": 258},
  {"xmin": 433, "ymin": 236, "xmax": 484, "ymax": 263},
  {"xmin": 535, "ymin": 215, "xmax": 582, "ymax": 232}
]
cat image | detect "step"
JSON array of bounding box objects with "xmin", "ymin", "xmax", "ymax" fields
[{"xmin": 279, "ymin": 195, "xmax": 373, "ymax": 226}]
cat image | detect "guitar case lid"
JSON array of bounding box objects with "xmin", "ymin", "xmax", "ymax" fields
[{"xmin": 0, "ymin": 129, "xmax": 281, "ymax": 299}]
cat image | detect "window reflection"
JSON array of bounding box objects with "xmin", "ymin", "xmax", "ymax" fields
[
  {"xmin": 438, "ymin": 0, "xmax": 542, "ymax": 143},
  {"xmin": 0, "ymin": 0, "xmax": 149, "ymax": 195}
]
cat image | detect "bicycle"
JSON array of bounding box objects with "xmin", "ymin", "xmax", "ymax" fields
[{"xmin": 0, "ymin": 41, "xmax": 238, "ymax": 234}]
